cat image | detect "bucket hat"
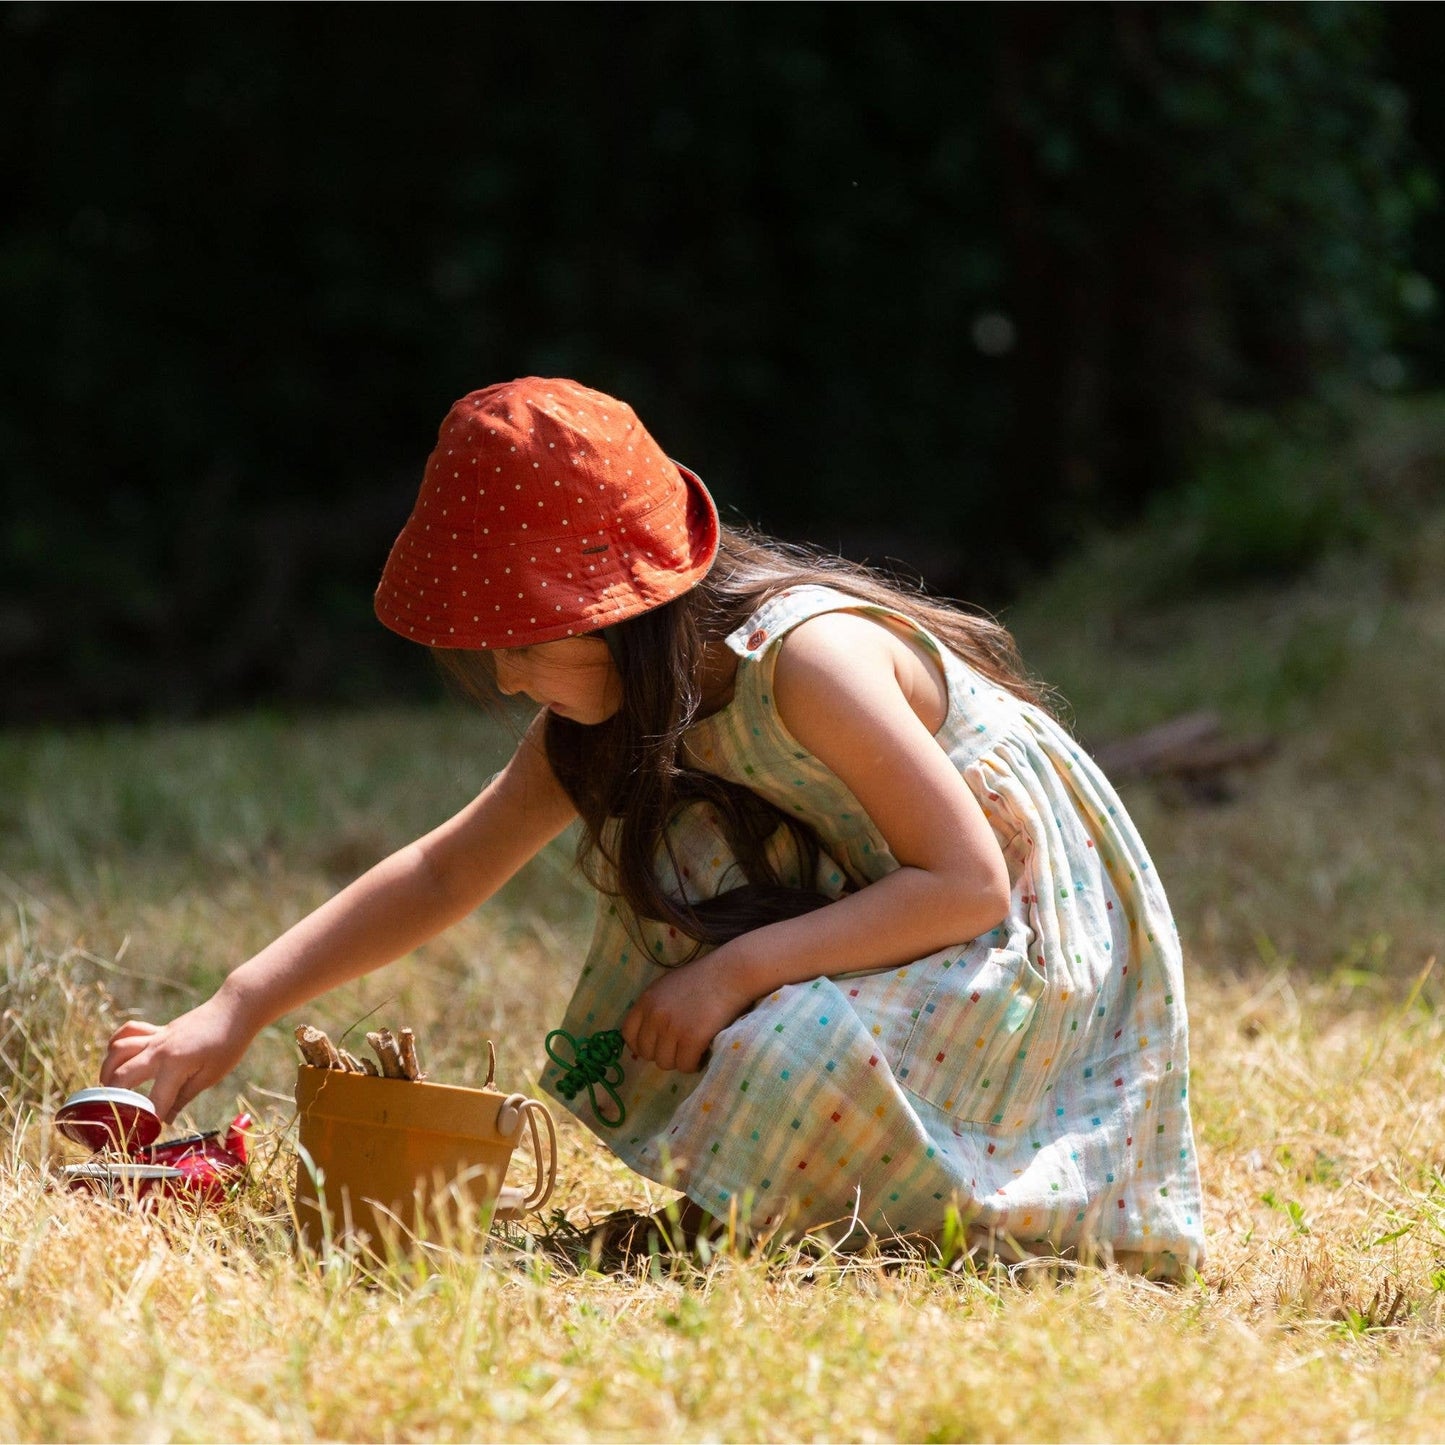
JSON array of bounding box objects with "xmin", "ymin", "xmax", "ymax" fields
[{"xmin": 375, "ymin": 378, "xmax": 720, "ymax": 649}]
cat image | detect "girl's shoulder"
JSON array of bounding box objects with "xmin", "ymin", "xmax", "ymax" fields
[
  {"xmin": 719, "ymin": 582, "xmax": 1049, "ymax": 764},
  {"xmin": 723, "ymin": 584, "xmax": 903, "ymax": 662},
  {"xmin": 722, "ymin": 584, "xmax": 968, "ymax": 740},
  {"xmin": 724, "ymin": 584, "xmax": 981, "ymax": 699}
]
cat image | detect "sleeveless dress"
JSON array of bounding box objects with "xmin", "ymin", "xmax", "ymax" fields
[{"xmin": 542, "ymin": 585, "xmax": 1205, "ymax": 1277}]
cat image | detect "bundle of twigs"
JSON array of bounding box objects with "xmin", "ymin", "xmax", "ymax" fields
[
  {"xmin": 295, "ymin": 1026, "xmax": 500, "ymax": 1087},
  {"xmin": 294, "ymin": 1024, "xmax": 426, "ymax": 1081}
]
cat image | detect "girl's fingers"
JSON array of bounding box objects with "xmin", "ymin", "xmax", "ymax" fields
[
  {"xmin": 633, "ymin": 1017, "xmax": 660, "ymax": 1067},
  {"xmin": 624, "ymin": 998, "xmax": 660, "ymax": 1064},
  {"xmin": 622, "ymin": 993, "xmax": 716, "ymax": 1071},
  {"xmin": 100, "ymin": 1036, "xmax": 158, "ymax": 1087},
  {"xmin": 102, "ymin": 1046, "xmax": 157, "ymax": 1090},
  {"xmin": 102, "ymin": 1030, "xmax": 155, "ymax": 1062},
  {"xmin": 150, "ymin": 1062, "xmax": 201, "ymax": 1124},
  {"xmin": 619, "ymin": 1010, "xmax": 640, "ymax": 1056},
  {"xmin": 105, "ymin": 1019, "xmax": 161, "ymax": 1047}
]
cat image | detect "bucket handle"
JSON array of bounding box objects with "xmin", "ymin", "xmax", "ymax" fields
[{"xmin": 494, "ymin": 1093, "xmax": 557, "ymax": 1219}]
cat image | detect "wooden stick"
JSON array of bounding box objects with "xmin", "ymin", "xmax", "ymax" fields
[
  {"xmin": 295, "ymin": 1025, "xmax": 327, "ymax": 1069},
  {"xmin": 398, "ymin": 1027, "xmax": 424, "ymax": 1081},
  {"xmin": 484, "ymin": 1039, "xmax": 497, "ymax": 1090},
  {"xmin": 366, "ymin": 1029, "xmax": 408, "ymax": 1079},
  {"xmin": 295, "ymin": 1025, "xmax": 342, "ymax": 1070},
  {"xmin": 338, "ymin": 1049, "xmax": 368, "ymax": 1074}
]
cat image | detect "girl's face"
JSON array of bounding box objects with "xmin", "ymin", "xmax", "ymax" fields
[{"xmin": 491, "ymin": 637, "xmax": 622, "ymax": 725}]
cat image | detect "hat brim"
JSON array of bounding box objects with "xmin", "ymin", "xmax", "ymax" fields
[{"xmin": 375, "ymin": 461, "xmax": 720, "ymax": 650}]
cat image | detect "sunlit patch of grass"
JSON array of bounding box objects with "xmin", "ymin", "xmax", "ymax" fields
[
  {"xmin": 4, "ymin": 846, "xmax": 1445, "ymax": 1438},
  {"xmin": 4, "ymin": 1034, "xmax": 1445, "ymax": 1445},
  {"xmin": 5, "ymin": 429, "xmax": 1445, "ymax": 1438}
]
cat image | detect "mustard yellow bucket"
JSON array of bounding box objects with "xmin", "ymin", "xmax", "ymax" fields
[{"xmin": 294, "ymin": 1065, "xmax": 557, "ymax": 1256}]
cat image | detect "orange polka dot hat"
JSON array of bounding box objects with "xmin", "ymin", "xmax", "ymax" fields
[{"xmin": 375, "ymin": 378, "xmax": 720, "ymax": 649}]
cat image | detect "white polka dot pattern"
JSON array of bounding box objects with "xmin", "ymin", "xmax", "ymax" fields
[{"xmin": 374, "ymin": 377, "xmax": 719, "ymax": 649}]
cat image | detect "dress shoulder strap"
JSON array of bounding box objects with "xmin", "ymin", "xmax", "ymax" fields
[
  {"xmin": 719, "ymin": 583, "xmax": 1029, "ymax": 771},
  {"xmin": 723, "ymin": 584, "xmax": 932, "ymax": 662}
]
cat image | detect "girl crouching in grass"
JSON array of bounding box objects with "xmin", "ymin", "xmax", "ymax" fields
[{"xmin": 103, "ymin": 377, "xmax": 1205, "ymax": 1277}]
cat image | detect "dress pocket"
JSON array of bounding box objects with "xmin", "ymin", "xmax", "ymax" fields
[{"xmin": 894, "ymin": 946, "xmax": 1046, "ymax": 1132}]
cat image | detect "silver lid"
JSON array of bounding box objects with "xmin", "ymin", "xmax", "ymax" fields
[
  {"xmin": 59, "ymin": 1087, "xmax": 156, "ymax": 1112},
  {"xmin": 63, "ymin": 1162, "xmax": 184, "ymax": 1181}
]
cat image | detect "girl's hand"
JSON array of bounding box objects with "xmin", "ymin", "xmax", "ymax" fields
[
  {"xmin": 99, "ymin": 990, "xmax": 258, "ymax": 1123},
  {"xmin": 622, "ymin": 952, "xmax": 755, "ymax": 1074}
]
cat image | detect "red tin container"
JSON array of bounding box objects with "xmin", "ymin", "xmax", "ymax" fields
[{"xmin": 55, "ymin": 1086, "xmax": 250, "ymax": 1204}]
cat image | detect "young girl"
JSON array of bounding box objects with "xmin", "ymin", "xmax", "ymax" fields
[{"xmin": 102, "ymin": 377, "xmax": 1205, "ymax": 1277}]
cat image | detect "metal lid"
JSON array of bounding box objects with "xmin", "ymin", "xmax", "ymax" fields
[
  {"xmin": 55, "ymin": 1087, "xmax": 162, "ymax": 1153},
  {"xmin": 62, "ymin": 1162, "xmax": 184, "ymax": 1181}
]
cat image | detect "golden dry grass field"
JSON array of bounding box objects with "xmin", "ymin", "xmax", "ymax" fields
[{"xmin": 3, "ymin": 413, "xmax": 1444, "ymax": 1442}]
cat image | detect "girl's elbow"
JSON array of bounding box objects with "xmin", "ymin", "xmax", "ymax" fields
[
  {"xmin": 962, "ymin": 859, "xmax": 1012, "ymax": 938},
  {"xmin": 976, "ymin": 861, "xmax": 1011, "ymax": 930},
  {"xmin": 911, "ymin": 853, "xmax": 1013, "ymax": 943},
  {"xmin": 980, "ymin": 883, "xmax": 1012, "ymax": 936}
]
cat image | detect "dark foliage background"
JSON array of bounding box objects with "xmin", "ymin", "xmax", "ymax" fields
[{"xmin": 2, "ymin": 2, "xmax": 1441, "ymax": 720}]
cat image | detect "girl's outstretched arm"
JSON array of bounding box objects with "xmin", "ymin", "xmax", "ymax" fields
[
  {"xmin": 100, "ymin": 714, "xmax": 576, "ymax": 1120},
  {"xmin": 623, "ymin": 612, "xmax": 1014, "ymax": 1072}
]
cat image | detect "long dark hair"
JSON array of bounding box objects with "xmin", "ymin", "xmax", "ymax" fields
[{"xmin": 436, "ymin": 524, "xmax": 1047, "ymax": 957}]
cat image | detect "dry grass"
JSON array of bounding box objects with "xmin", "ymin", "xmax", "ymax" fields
[
  {"xmin": 3, "ymin": 912, "xmax": 1444, "ymax": 1442},
  {"xmin": 3, "ymin": 460, "xmax": 1445, "ymax": 1440}
]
